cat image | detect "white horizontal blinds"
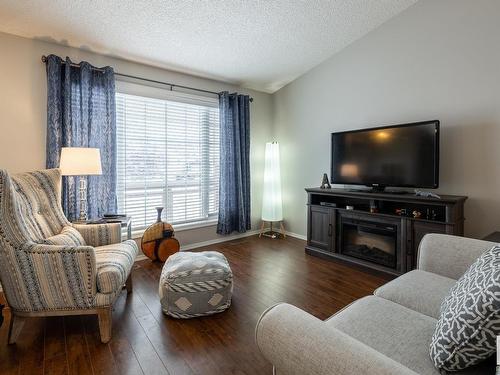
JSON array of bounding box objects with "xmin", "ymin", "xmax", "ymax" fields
[
  {"xmin": 116, "ymin": 94, "xmax": 167, "ymax": 230},
  {"xmin": 116, "ymin": 91, "xmax": 219, "ymax": 232},
  {"xmin": 207, "ymin": 108, "xmax": 220, "ymax": 217}
]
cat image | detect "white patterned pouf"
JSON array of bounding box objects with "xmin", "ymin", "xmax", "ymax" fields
[{"xmin": 159, "ymin": 251, "xmax": 233, "ymax": 318}]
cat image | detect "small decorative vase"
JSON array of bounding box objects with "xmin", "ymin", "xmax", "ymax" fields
[{"xmin": 156, "ymin": 207, "xmax": 163, "ymax": 222}]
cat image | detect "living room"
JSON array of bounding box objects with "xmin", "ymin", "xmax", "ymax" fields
[{"xmin": 0, "ymin": 1, "xmax": 499, "ymax": 374}]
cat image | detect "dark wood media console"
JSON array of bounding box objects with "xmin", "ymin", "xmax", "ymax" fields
[{"xmin": 305, "ymin": 188, "xmax": 467, "ymax": 276}]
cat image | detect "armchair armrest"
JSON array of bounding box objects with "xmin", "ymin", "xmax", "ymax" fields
[
  {"xmin": 417, "ymin": 234, "xmax": 495, "ymax": 280},
  {"xmin": 256, "ymin": 303, "xmax": 418, "ymax": 375},
  {"xmin": 73, "ymin": 223, "xmax": 122, "ymax": 247},
  {"xmin": 15, "ymin": 243, "xmax": 97, "ymax": 311}
]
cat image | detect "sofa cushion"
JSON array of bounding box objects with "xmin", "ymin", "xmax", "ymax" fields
[
  {"xmin": 430, "ymin": 245, "xmax": 500, "ymax": 371},
  {"xmin": 326, "ymin": 296, "xmax": 494, "ymax": 375},
  {"xmin": 42, "ymin": 225, "xmax": 86, "ymax": 247},
  {"xmin": 374, "ymin": 270, "xmax": 456, "ymax": 319},
  {"xmin": 94, "ymin": 240, "xmax": 138, "ymax": 294}
]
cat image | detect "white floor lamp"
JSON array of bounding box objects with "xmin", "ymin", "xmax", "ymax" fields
[{"xmin": 260, "ymin": 142, "xmax": 286, "ymax": 239}]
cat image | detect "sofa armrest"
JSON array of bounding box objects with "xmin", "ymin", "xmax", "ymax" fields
[
  {"xmin": 256, "ymin": 303, "xmax": 418, "ymax": 375},
  {"xmin": 73, "ymin": 223, "xmax": 122, "ymax": 247},
  {"xmin": 417, "ymin": 234, "xmax": 495, "ymax": 280},
  {"xmin": 13, "ymin": 243, "xmax": 97, "ymax": 310}
]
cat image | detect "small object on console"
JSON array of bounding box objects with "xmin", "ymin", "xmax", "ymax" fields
[
  {"xmin": 412, "ymin": 210, "xmax": 422, "ymax": 218},
  {"xmin": 395, "ymin": 208, "xmax": 409, "ymax": 216},
  {"xmin": 414, "ymin": 190, "xmax": 441, "ymax": 199},
  {"xmin": 320, "ymin": 202, "xmax": 337, "ymax": 207},
  {"xmin": 345, "ymin": 205, "xmax": 354, "ymax": 210},
  {"xmin": 426, "ymin": 208, "xmax": 438, "ymax": 220},
  {"xmin": 320, "ymin": 173, "xmax": 331, "ymax": 189}
]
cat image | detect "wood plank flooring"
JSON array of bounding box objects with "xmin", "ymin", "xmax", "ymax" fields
[{"xmin": 0, "ymin": 235, "xmax": 391, "ymax": 375}]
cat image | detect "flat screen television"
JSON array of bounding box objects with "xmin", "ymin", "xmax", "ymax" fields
[{"xmin": 331, "ymin": 120, "xmax": 439, "ymax": 191}]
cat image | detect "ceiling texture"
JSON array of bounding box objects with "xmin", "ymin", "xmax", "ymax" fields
[{"xmin": 0, "ymin": 0, "xmax": 418, "ymax": 93}]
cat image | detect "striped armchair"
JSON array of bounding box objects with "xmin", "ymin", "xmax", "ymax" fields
[{"xmin": 0, "ymin": 168, "xmax": 138, "ymax": 343}]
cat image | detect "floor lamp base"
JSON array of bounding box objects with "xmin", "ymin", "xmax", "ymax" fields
[{"xmin": 259, "ymin": 221, "xmax": 286, "ymax": 239}]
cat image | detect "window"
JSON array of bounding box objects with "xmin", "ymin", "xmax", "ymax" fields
[{"xmin": 115, "ymin": 91, "xmax": 219, "ymax": 233}]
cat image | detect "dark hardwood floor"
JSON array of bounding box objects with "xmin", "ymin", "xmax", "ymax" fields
[{"xmin": 0, "ymin": 235, "xmax": 391, "ymax": 375}]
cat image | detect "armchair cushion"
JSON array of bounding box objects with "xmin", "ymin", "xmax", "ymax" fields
[
  {"xmin": 94, "ymin": 240, "xmax": 138, "ymax": 294},
  {"xmin": 42, "ymin": 226, "xmax": 86, "ymax": 247},
  {"xmin": 73, "ymin": 223, "xmax": 122, "ymax": 247}
]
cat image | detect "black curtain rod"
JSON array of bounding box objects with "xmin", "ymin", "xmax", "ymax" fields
[{"xmin": 41, "ymin": 55, "xmax": 253, "ymax": 102}]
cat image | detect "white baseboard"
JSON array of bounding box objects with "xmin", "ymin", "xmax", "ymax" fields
[
  {"xmin": 285, "ymin": 231, "xmax": 307, "ymax": 241},
  {"xmin": 134, "ymin": 229, "xmax": 261, "ymax": 262},
  {"xmin": 181, "ymin": 229, "xmax": 261, "ymax": 250}
]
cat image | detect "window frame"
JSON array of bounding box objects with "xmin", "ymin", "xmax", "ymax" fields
[{"xmin": 115, "ymin": 79, "xmax": 220, "ymax": 237}]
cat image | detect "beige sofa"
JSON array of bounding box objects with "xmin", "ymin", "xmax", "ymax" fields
[{"xmin": 256, "ymin": 234, "xmax": 496, "ymax": 375}]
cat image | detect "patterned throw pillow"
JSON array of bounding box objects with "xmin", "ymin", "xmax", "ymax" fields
[
  {"xmin": 43, "ymin": 226, "xmax": 86, "ymax": 247},
  {"xmin": 430, "ymin": 245, "xmax": 500, "ymax": 371}
]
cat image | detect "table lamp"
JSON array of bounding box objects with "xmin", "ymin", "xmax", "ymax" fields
[{"xmin": 59, "ymin": 147, "xmax": 102, "ymax": 222}]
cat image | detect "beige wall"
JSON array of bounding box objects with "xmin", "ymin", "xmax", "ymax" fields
[
  {"xmin": 273, "ymin": 0, "xmax": 500, "ymax": 238},
  {"xmin": 0, "ymin": 32, "xmax": 273, "ymax": 246},
  {"xmin": 2, "ymin": 0, "xmax": 500, "ymax": 244}
]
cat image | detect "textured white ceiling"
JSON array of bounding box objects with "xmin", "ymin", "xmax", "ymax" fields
[{"xmin": 0, "ymin": 0, "xmax": 417, "ymax": 93}]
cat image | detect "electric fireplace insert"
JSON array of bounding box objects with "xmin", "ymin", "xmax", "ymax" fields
[{"xmin": 340, "ymin": 217, "xmax": 398, "ymax": 269}]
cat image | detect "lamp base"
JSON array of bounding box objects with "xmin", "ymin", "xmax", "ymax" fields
[
  {"xmin": 261, "ymin": 230, "xmax": 281, "ymax": 239},
  {"xmin": 78, "ymin": 177, "xmax": 88, "ymax": 222},
  {"xmin": 259, "ymin": 221, "xmax": 286, "ymax": 239}
]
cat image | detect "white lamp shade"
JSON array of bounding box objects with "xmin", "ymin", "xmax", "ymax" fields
[
  {"xmin": 59, "ymin": 147, "xmax": 103, "ymax": 176},
  {"xmin": 262, "ymin": 142, "xmax": 283, "ymax": 222}
]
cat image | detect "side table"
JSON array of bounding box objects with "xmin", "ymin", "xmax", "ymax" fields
[{"xmin": 73, "ymin": 216, "xmax": 132, "ymax": 240}]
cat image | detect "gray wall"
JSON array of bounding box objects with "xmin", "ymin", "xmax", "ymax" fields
[
  {"xmin": 0, "ymin": 32, "xmax": 273, "ymax": 246},
  {"xmin": 2, "ymin": 0, "xmax": 500, "ymax": 243},
  {"xmin": 273, "ymin": 0, "xmax": 500, "ymax": 238}
]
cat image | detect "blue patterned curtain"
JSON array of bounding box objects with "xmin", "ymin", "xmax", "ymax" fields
[
  {"xmin": 217, "ymin": 92, "xmax": 251, "ymax": 234},
  {"xmin": 45, "ymin": 55, "xmax": 117, "ymax": 220}
]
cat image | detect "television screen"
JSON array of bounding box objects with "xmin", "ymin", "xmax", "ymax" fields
[{"xmin": 331, "ymin": 121, "xmax": 439, "ymax": 189}]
